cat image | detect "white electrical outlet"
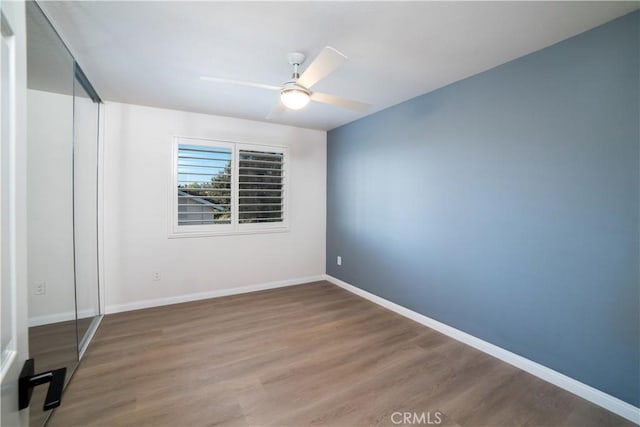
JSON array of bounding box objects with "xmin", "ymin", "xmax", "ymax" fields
[
  {"xmin": 34, "ymin": 282, "xmax": 46, "ymax": 295},
  {"xmin": 152, "ymin": 272, "xmax": 160, "ymax": 281},
  {"xmin": 337, "ymin": 256, "xmax": 342, "ymax": 266}
]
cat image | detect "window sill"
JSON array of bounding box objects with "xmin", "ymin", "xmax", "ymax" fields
[{"xmin": 168, "ymin": 226, "xmax": 290, "ymax": 239}]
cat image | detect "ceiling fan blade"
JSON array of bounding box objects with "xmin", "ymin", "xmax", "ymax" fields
[
  {"xmin": 297, "ymin": 46, "xmax": 347, "ymax": 89},
  {"xmin": 266, "ymin": 102, "xmax": 286, "ymax": 120},
  {"xmin": 310, "ymin": 92, "xmax": 371, "ymax": 112},
  {"xmin": 200, "ymin": 76, "xmax": 281, "ymax": 91}
]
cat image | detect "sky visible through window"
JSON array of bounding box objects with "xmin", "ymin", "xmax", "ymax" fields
[{"xmin": 177, "ymin": 144, "xmax": 231, "ymax": 187}]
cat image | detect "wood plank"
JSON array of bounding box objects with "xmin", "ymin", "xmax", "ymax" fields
[{"xmin": 47, "ymin": 281, "xmax": 637, "ymax": 427}]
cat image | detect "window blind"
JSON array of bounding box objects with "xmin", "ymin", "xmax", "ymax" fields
[{"xmin": 238, "ymin": 149, "xmax": 284, "ymax": 224}]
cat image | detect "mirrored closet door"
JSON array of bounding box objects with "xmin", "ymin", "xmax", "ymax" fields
[
  {"xmin": 26, "ymin": 2, "xmax": 103, "ymax": 425},
  {"xmin": 73, "ymin": 66, "xmax": 101, "ymax": 356}
]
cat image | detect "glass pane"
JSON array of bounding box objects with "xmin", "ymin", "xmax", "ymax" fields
[
  {"xmin": 238, "ymin": 150, "xmax": 284, "ymax": 223},
  {"xmin": 177, "ymin": 144, "xmax": 232, "ymax": 225},
  {"xmin": 26, "ymin": 2, "xmax": 77, "ymax": 426},
  {"xmin": 73, "ymin": 73, "xmax": 100, "ymax": 350}
]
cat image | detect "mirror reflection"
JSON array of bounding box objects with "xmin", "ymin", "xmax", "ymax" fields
[
  {"xmin": 73, "ymin": 70, "xmax": 101, "ymax": 353},
  {"xmin": 26, "ymin": 2, "xmax": 102, "ymax": 425}
]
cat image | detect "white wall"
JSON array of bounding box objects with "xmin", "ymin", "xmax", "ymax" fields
[
  {"xmin": 103, "ymin": 102, "xmax": 326, "ymax": 312},
  {"xmin": 27, "ymin": 89, "xmax": 76, "ymax": 324}
]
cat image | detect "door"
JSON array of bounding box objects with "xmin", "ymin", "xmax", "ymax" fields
[
  {"xmin": 72, "ymin": 66, "xmax": 101, "ymax": 357},
  {"xmin": 0, "ymin": 1, "xmax": 29, "ymax": 426},
  {"xmin": 25, "ymin": 3, "xmax": 78, "ymax": 423}
]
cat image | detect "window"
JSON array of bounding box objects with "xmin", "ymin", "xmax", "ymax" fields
[{"xmin": 171, "ymin": 137, "xmax": 288, "ymax": 237}]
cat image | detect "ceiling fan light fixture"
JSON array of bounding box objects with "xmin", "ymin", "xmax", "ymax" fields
[
  {"xmin": 280, "ymin": 87, "xmax": 310, "ymax": 110},
  {"xmin": 201, "ymin": 47, "xmax": 370, "ymax": 118}
]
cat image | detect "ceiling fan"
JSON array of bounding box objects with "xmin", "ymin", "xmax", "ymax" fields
[{"xmin": 200, "ymin": 47, "xmax": 370, "ymax": 118}]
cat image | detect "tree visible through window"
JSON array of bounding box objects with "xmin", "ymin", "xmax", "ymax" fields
[{"xmin": 239, "ymin": 149, "xmax": 284, "ymax": 224}]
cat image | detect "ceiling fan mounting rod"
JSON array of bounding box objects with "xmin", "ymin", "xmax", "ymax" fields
[
  {"xmin": 287, "ymin": 52, "xmax": 305, "ymax": 82},
  {"xmin": 292, "ymin": 63, "xmax": 300, "ymax": 80}
]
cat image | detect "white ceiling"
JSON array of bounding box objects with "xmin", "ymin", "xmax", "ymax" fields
[{"xmin": 37, "ymin": 1, "xmax": 638, "ymax": 131}]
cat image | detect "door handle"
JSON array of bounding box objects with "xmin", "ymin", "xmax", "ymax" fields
[{"xmin": 18, "ymin": 359, "xmax": 67, "ymax": 411}]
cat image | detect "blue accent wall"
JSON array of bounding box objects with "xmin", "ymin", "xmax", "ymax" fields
[{"xmin": 327, "ymin": 12, "xmax": 639, "ymax": 406}]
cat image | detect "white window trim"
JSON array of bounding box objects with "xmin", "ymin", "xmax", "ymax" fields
[{"xmin": 169, "ymin": 136, "xmax": 290, "ymax": 238}]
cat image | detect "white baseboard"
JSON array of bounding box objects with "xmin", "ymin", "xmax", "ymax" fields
[
  {"xmin": 324, "ymin": 274, "xmax": 640, "ymax": 424},
  {"xmin": 105, "ymin": 274, "xmax": 325, "ymax": 315},
  {"xmin": 29, "ymin": 309, "xmax": 98, "ymax": 327}
]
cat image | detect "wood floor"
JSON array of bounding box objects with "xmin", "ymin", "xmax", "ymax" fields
[
  {"xmin": 47, "ymin": 281, "xmax": 634, "ymax": 427},
  {"xmin": 29, "ymin": 316, "xmax": 97, "ymax": 427}
]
